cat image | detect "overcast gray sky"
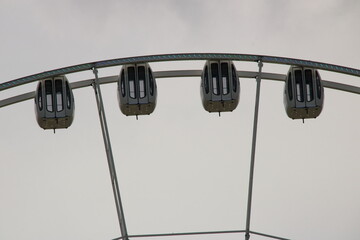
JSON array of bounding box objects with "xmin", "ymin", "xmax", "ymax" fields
[{"xmin": 1, "ymin": 1, "xmax": 359, "ymax": 240}]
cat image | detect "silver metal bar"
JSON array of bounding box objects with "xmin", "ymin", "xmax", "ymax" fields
[
  {"xmin": 239, "ymin": 71, "xmax": 285, "ymax": 81},
  {"xmin": 72, "ymin": 75, "xmax": 118, "ymax": 89},
  {"xmin": 249, "ymin": 231, "xmax": 292, "ymax": 240},
  {"xmin": 92, "ymin": 68, "xmax": 128, "ymax": 240},
  {"xmin": 1, "ymin": 69, "xmax": 359, "ymax": 108},
  {"xmin": 322, "ymin": 80, "xmax": 360, "ymax": 94},
  {"xmin": 113, "ymin": 230, "xmax": 246, "ymax": 240},
  {"xmin": 245, "ymin": 60, "xmax": 263, "ymax": 240},
  {"xmin": 154, "ymin": 69, "xmax": 202, "ymax": 78},
  {"xmin": 0, "ymin": 92, "xmax": 35, "ymax": 108}
]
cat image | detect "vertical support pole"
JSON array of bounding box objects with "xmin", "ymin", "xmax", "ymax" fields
[
  {"xmin": 92, "ymin": 68, "xmax": 129, "ymax": 240},
  {"xmin": 245, "ymin": 60, "xmax": 263, "ymax": 240}
]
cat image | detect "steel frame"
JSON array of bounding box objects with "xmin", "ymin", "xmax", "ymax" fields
[
  {"xmin": 1, "ymin": 70, "xmax": 359, "ymax": 108},
  {"xmin": 1, "ymin": 53, "xmax": 359, "ymax": 240},
  {"xmin": 1, "ymin": 53, "xmax": 360, "ymax": 91},
  {"xmin": 92, "ymin": 68, "xmax": 129, "ymax": 240}
]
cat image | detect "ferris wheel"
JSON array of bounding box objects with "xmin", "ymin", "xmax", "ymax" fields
[{"xmin": 1, "ymin": 53, "xmax": 359, "ymax": 240}]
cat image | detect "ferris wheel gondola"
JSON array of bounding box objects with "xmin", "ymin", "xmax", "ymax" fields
[
  {"xmin": 117, "ymin": 63, "xmax": 157, "ymax": 116},
  {"xmin": 200, "ymin": 60, "xmax": 240, "ymax": 113},
  {"xmin": 34, "ymin": 75, "xmax": 75, "ymax": 129},
  {"xmin": 284, "ymin": 66, "xmax": 324, "ymax": 119}
]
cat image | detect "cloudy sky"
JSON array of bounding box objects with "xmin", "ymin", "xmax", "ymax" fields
[{"xmin": 1, "ymin": 1, "xmax": 359, "ymax": 240}]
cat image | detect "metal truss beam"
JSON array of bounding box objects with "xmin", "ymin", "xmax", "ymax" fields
[{"xmin": 1, "ymin": 53, "xmax": 359, "ymax": 91}]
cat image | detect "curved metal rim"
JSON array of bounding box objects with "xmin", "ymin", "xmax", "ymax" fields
[
  {"xmin": 0, "ymin": 70, "xmax": 360, "ymax": 108},
  {"xmin": 1, "ymin": 53, "xmax": 360, "ymax": 91},
  {"xmin": 1, "ymin": 70, "xmax": 359, "ymax": 109}
]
